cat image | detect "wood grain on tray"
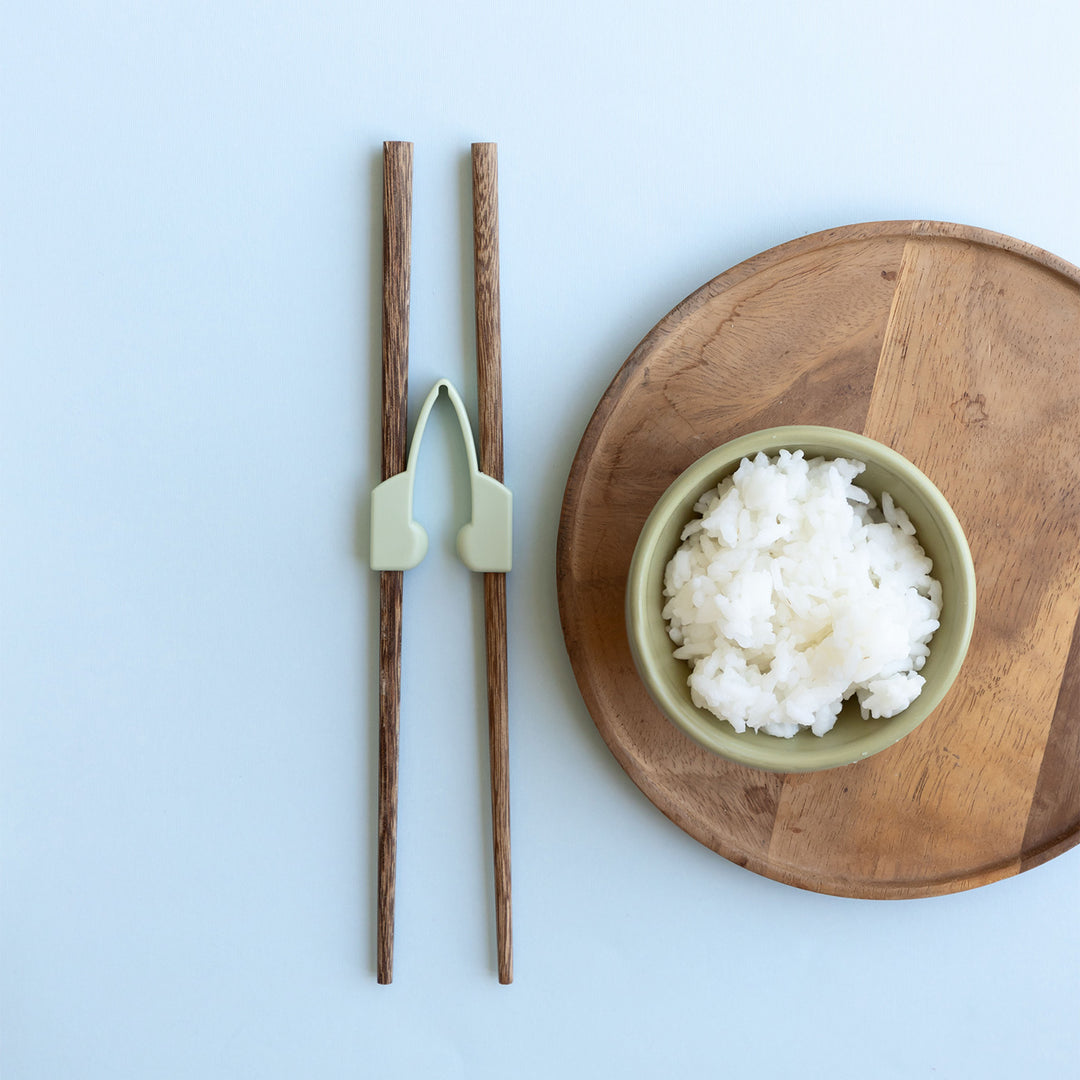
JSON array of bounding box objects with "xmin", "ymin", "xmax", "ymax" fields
[{"xmin": 557, "ymin": 221, "xmax": 1080, "ymax": 898}]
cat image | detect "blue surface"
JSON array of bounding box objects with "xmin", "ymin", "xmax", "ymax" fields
[{"xmin": 3, "ymin": 2, "xmax": 1079, "ymax": 1077}]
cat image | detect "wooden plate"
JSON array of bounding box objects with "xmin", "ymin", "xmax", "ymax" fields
[{"xmin": 556, "ymin": 221, "xmax": 1080, "ymax": 899}]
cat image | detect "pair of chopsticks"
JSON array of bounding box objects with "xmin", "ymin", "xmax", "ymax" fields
[{"xmin": 377, "ymin": 141, "xmax": 512, "ymax": 985}]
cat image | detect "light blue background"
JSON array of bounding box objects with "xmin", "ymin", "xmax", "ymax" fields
[{"xmin": 3, "ymin": 2, "xmax": 1079, "ymax": 1077}]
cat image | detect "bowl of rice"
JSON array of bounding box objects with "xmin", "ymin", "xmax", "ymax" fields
[{"xmin": 626, "ymin": 426, "xmax": 976, "ymax": 772}]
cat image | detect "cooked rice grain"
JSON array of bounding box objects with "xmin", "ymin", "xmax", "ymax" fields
[{"xmin": 662, "ymin": 450, "xmax": 942, "ymax": 738}]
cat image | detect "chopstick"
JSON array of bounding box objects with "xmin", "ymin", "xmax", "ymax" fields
[
  {"xmin": 378, "ymin": 140, "xmax": 412, "ymax": 985},
  {"xmin": 471, "ymin": 142, "xmax": 513, "ymax": 985}
]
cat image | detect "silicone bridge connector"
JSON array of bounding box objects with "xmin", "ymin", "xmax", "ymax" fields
[{"xmin": 370, "ymin": 379, "xmax": 513, "ymax": 573}]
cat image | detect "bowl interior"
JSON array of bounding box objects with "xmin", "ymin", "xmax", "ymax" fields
[{"xmin": 626, "ymin": 426, "xmax": 976, "ymax": 772}]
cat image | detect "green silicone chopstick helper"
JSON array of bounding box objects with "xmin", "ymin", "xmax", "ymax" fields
[{"xmin": 370, "ymin": 378, "xmax": 513, "ymax": 573}]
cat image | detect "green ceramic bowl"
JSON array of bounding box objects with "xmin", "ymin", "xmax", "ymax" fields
[{"xmin": 625, "ymin": 426, "xmax": 976, "ymax": 772}]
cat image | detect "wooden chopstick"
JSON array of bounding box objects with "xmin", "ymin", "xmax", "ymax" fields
[
  {"xmin": 377, "ymin": 140, "xmax": 412, "ymax": 985},
  {"xmin": 471, "ymin": 141, "xmax": 513, "ymax": 985}
]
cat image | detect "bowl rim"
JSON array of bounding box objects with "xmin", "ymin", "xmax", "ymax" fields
[{"xmin": 625, "ymin": 425, "xmax": 977, "ymax": 772}]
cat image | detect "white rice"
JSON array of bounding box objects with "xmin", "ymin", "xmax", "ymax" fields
[{"xmin": 662, "ymin": 450, "xmax": 942, "ymax": 738}]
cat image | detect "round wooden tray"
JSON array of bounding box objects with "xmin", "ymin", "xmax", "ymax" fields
[{"xmin": 556, "ymin": 221, "xmax": 1080, "ymax": 899}]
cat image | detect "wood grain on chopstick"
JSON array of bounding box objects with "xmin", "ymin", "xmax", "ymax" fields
[
  {"xmin": 378, "ymin": 140, "xmax": 412, "ymax": 985},
  {"xmin": 472, "ymin": 144, "xmax": 503, "ymax": 483},
  {"xmin": 471, "ymin": 142, "xmax": 513, "ymax": 985}
]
